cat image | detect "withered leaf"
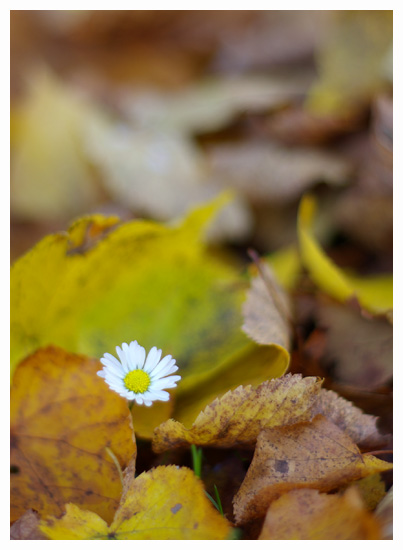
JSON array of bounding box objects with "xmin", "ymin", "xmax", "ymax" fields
[
  {"xmin": 233, "ymin": 415, "xmax": 392, "ymax": 524},
  {"xmin": 153, "ymin": 374, "xmax": 322, "ymax": 452},
  {"xmin": 11, "ymin": 346, "xmax": 136, "ymax": 524},
  {"xmin": 10, "ymin": 510, "xmax": 47, "ymax": 540},
  {"xmin": 258, "ymin": 488, "xmax": 381, "ymax": 540},
  {"xmin": 242, "ymin": 260, "xmax": 292, "ymax": 350},
  {"xmin": 312, "ymin": 388, "xmax": 391, "ymax": 450}
]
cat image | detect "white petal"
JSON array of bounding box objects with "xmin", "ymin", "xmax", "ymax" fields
[
  {"xmin": 152, "ymin": 362, "xmax": 178, "ymax": 379},
  {"xmin": 97, "ymin": 370, "xmax": 106, "ymax": 378},
  {"xmin": 149, "ymin": 355, "xmax": 172, "ymax": 377},
  {"xmin": 104, "ymin": 372, "xmax": 125, "ymax": 386},
  {"xmin": 116, "ymin": 346, "xmax": 130, "ymax": 373},
  {"xmin": 130, "ymin": 341, "xmax": 146, "ymax": 369},
  {"xmin": 144, "ymin": 400, "xmax": 153, "ymax": 407},
  {"xmin": 144, "ymin": 347, "xmax": 162, "ymax": 372},
  {"xmin": 101, "ymin": 353, "xmax": 124, "ymax": 372},
  {"xmin": 151, "ymin": 376, "xmax": 180, "ymax": 390},
  {"xmin": 149, "ymin": 389, "xmax": 170, "ymax": 401},
  {"xmin": 135, "ymin": 395, "xmax": 144, "ymax": 405}
]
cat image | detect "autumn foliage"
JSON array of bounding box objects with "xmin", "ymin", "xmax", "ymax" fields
[{"xmin": 11, "ymin": 10, "xmax": 392, "ymax": 540}]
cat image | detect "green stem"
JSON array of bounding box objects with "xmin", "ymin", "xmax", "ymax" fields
[{"xmin": 190, "ymin": 444, "xmax": 203, "ymax": 478}]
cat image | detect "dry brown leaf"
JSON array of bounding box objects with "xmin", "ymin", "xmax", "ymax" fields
[
  {"xmin": 233, "ymin": 415, "xmax": 392, "ymax": 524},
  {"xmin": 258, "ymin": 488, "xmax": 381, "ymax": 540},
  {"xmin": 312, "ymin": 388, "xmax": 391, "ymax": 450},
  {"xmin": 11, "ymin": 346, "xmax": 136, "ymax": 524},
  {"xmin": 242, "ymin": 260, "xmax": 291, "ymax": 349},
  {"xmin": 10, "ymin": 510, "xmax": 47, "ymax": 540},
  {"xmin": 152, "ymin": 374, "xmax": 322, "ymax": 452}
]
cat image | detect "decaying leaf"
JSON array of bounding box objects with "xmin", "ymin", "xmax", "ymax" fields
[
  {"xmin": 233, "ymin": 415, "xmax": 392, "ymax": 524},
  {"xmin": 153, "ymin": 374, "xmax": 322, "ymax": 452},
  {"xmin": 349, "ymin": 474, "xmax": 386, "ymax": 510},
  {"xmin": 316, "ymin": 300, "xmax": 393, "ymax": 390},
  {"xmin": 242, "ymin": 260, "xmax": 291, "ymax": 349},
  {"xmin": 208, "ymin": 142, "xmax": 351, "ymax": 204},
  {"xmin": 258, "ymin": 488, "xmax": 381, "ymax": 540},
  {"xmin": 298, "ymin": 194, "xmax": 393, "ymax": 314},
  {"xmin": 11, "ymin": 347, "xmax": 136, "ymax": 523},
  {"xmin": 40, "ymin": 466, "xmax": 232, "ymax": 540},
  {"xmin": 10, "ymin": 510, "xmax": 47, "ymax": 540},
  {"xmin": 312, "ymin": 388, "xmax": 391, "ymax": 449}
]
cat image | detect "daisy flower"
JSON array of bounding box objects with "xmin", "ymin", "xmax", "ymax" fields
[{"xmin": 97, "ymin": 341, "xmax": 180, "ymax": 406}]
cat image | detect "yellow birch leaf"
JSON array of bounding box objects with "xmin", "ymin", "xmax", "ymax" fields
[
  {"xmin": 298, "ymin": 195, "xmax": 392, "ymax": 314},
  {"xmin": 258, "ymin": 488, "xmax": 381, "ymax": 540},
  {"xmin": 233, "ymin": 415, "xmax": 392, "ymax": 524},
  {"xmin": 153, "ymin": 374, "xmax": 322, "ymax": 452},
  {"xmin": 11, "ymin": 347, "xmax": 136, "ymax": 524},
  {"xmin": 40, "ymin": 466, "xmax": 232, "ymax": 540}
]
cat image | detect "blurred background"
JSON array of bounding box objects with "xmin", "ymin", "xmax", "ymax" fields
[{"xmin": 10, "ymin": 10, "xmax": 392, "ymax": 271}]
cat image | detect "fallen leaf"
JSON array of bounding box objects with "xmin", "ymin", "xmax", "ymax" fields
[
  {"xmin": 258, "ymin": 488, "xmax": 381, "ymax": 539},
  {"xmin": 10, "ymin": 346, "xmax": 136, "ymax": 523},
  {"xmin": 40, "ymin": 466, "xmax": 232, "ymax": 540},
  {"xmin": 11, "ymin": 198, "xmax": 288, "ymax": 437},
  {"xmin": 208, "ymin": 142, "xmax": 351, "ymax": 204},
  {"xmin": 264, "ymin": 245, "xmax": 301, "ymax": 291},
  {"xmin": 297, "ymin": 194, "xmax": 393, "ymax": 314},
  {"xmin": 312, "ymin": 388, "xmax": 391, "ymax": 450},
  {"xmin": 315, "ymin": 300, "xmax": 393, "ymax": 390},
  {"xmin": 242, "ymin": 260, "xmax": 292, "ymax": 349},
  {"xmin": 233, "ymin": 415, "xmax": 392, "ymax": 523},
  {"xmin": 306, "ymin": 11, "xmax": 393, "ymax": 116},
  {"xmin": 10, "ymin": 510, "xmax": 47, "ymax": 540},
  {"xmin": 153, "ymin": 374, "xmax": 322, "ymax": 452}
]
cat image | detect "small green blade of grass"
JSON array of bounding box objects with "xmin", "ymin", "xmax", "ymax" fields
[{"xmin": 190, "ymin": 444, "xmax": 203, "ymax": 479}]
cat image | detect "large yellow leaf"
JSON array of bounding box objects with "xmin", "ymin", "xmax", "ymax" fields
[
  {"xmin": 11, "ymin": 198, "xmax": 290, "ymax": 436},
  {"xmin": 233, "ymin": 415, "xmax": 392, "ymax": 524},
  {"xmin": 153, "ymin": 374, "xmax": 322, "ymax": 452},
  {"xmin": 10, "ymin": 347, "xmax": 136, "ymax": 524},
  {"xmin": 40, "ymin": 466, "xmax": 232, "ymax": 540},
  {"xmin": 297, "ymin": 195, "xmax": 392, "ymax": 314},
  {"xmin": 258, "ymin": 488, "xmax": 381, "ymax": 540}
]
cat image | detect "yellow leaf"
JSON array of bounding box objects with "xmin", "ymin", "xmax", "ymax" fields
[
  {"xmin": 11, "ymin": 347, "xmax": 136, "ymax": 523},
  {"xmin": 259, "ymin": 488, "xmax": 381, "ymax": 540},
  {"xmin": 297, "ymin": 195, "xmax": 392, "ymax": 314},
  {"xmin": 40, "ymin": 466, "xmax": 232, "ymax": 540},
  {"xmin": 153, "ymin": 374, "xmax": 322, "ymax": 452},
  {"xmin": 11, "ymin": 198, "xmax": 289, "ymax": 437},
  {"xmin": 265, "ymin": 245, "xmax": 301, "ymax": 291},
  {"xmin": 233, "ymin": 415, "xmax": 392, "ymax": 524}
]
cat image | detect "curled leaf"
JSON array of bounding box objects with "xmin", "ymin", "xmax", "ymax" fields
[
  {"xmin": 298, "ymin": 195, "xmax": 393, "ymax": 314},
  {"xmin": 233, "ymin": 415, "xmax": 392, "ymax": 524},
  {"xmin": 153, "ymin": 374, "xmax": 322, "ymax": 452}
]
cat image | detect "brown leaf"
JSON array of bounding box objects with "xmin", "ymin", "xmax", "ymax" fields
[
  {"xmin": 242, "ymin": 260, "xmax": 291, "ymax": 349},
  {"xmin": 233, "ymin": 415, "xmax": 392, "ymax": 524},
  {"xmin": 258, "ymin": 488, "xmax": 381, "ymax": 539},
  {"xmin": 316, "ymin": 300, "xmax": 393, "ymax": 390},
  {"xmin": 10, "ymin": 510, "xmax": 47, "ymax": 540},
  {"xmin": 312, "ymin": 388, "xmax": 391, "ymax": 450},
  {"xmin": 153, "ymin": 374, "xmax": 322, "ymax": 452},
  {"xmin": 11, "ymin": 346, "xmax": 136, "ymax": 524}
]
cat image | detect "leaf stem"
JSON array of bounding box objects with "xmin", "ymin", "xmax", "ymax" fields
[
  {"xmin": 190, "ymin": 444, "xmax": 203, "ymax": 478},
  {"xmin": 104, "ymin": 447, "xmax": 124, "ymax": 487}
]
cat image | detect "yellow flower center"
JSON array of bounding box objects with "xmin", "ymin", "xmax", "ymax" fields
[{"xmin": 124, "ymin": 369, "xmax": 151, "ymax": 394}]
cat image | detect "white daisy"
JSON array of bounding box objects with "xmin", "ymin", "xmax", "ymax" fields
[{"xmin": 97, "ymin": 341, "xmax": 180, "ymax": 406}]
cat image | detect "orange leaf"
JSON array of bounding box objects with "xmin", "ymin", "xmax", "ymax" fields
[
  {"xmin": 153, "ymin": 374, "xmax": 322, "ymax": 452},
  {"xmin": 11, "ymin": 346, "xmax": 136, "ymax": 523},
  {"xmin": 258, "ymin": 488, "xmax": 381, "ymax": 539},
  {"xmin": 233, "ymin": 415, "xmax": 392, "ymax": 524}
]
